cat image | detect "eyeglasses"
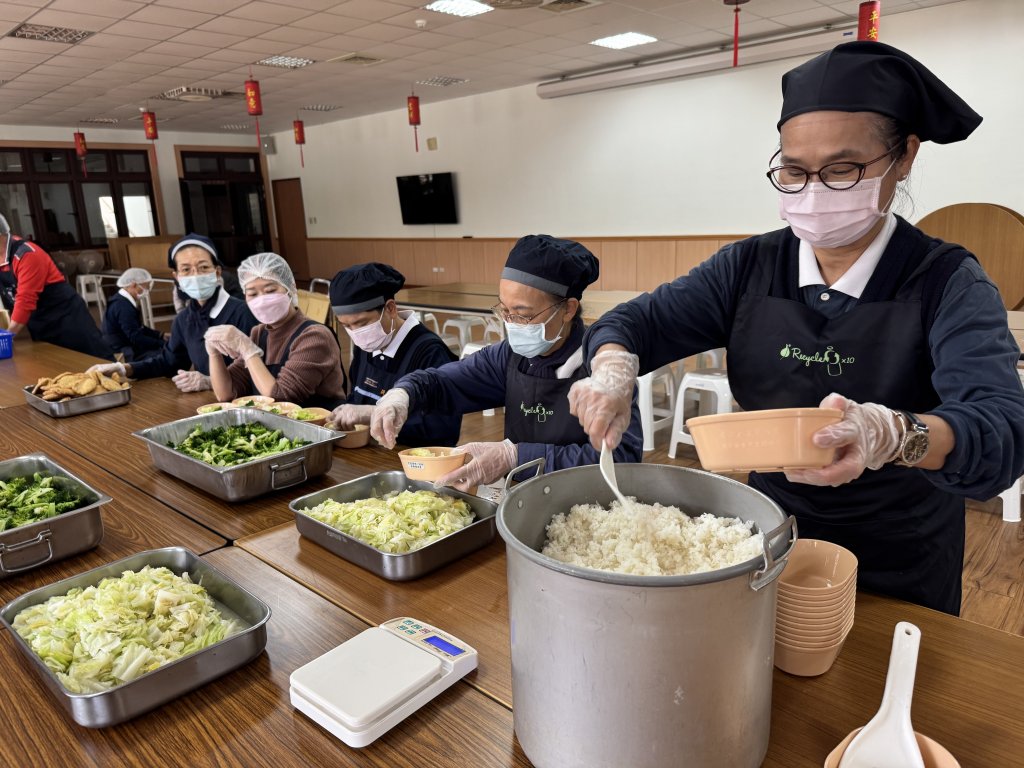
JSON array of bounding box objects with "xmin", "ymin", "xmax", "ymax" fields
[
  {"xmin": 176, "ymin": 263, "xmax": 216, "ymax": 277},
  {"xmin": 491, "ymin": 300, "xmax": 565, "ymax": 326},
  {"xmin": 767, "ymin": 145, "xmax": 900, "ymax": 193}
]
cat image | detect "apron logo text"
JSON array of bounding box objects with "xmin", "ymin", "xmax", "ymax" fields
[
  {"xmin": 520, "ymin": 402, "xmax": 555, "ymax": 423},
  {"xmin": 779, "ymin": 344, "xmax": 854, "ymax": 376}
]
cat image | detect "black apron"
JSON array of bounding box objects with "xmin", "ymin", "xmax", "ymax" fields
[
  {"xmin": 504, "ymin": 346, "xmax": 589, "ymax": 447},
  {"xmin": 256, "ymin": 319, "xmax": 339, "ymax": 409},
  {"xmin": 0, "ymin": 270, "xmax": 114, "ymax": 360},
  {"xmin": 726, "ymin": 226, "xmax": 967, "ymax": 615}
]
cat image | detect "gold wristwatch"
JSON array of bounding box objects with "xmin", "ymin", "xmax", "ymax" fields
[{"xmin": 892, "ymin": 410, "xmax": 930, "ymax": 467}]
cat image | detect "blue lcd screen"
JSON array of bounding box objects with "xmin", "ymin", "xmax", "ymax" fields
[{"xmin": 424, "ymin": 635, "xmax": 464, "ymax": 656}]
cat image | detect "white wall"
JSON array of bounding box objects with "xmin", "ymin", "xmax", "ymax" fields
[
  {"xmin": 266, "ymin": 0, "xmax": 1023, "ymax": 239},
  {"xmin": 0, "ymin": 124, "xmax": 256, "ymax": 235}
]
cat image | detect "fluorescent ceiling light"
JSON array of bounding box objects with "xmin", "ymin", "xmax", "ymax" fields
[
  {"xmin": 590, "ymin": 32, "xmax": 656, "ymax": 50},
  {"xmin": 417, "ymin": 75, "xmax": 468, "ymax": 87},
  {"xmin": 302, "ymin": 104, "xmax": 342, "ymax": 112},
  {"xmin": 81, "ymin": 117, "xmax": 119, "ymax": 124},
  {"xmin": 424, "ymin": 0, "xmax": 494, "ymax": 18},
  {"xmin": 256, "ymin": 55, "xmax": 316, "ymax": 69},
  {"xmin": 8, "ymin": 23, "xmax": 93, "ymax": 45}
]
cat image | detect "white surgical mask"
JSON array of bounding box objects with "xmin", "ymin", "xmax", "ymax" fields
[
  {"xmin": 346, "ymin": 307, "xmax": 396, "ymax": 352},
  {"xmin": 178, "ymin": 273, "xmax": 219, "ymax": 301},
  {"xmin": 778, "ymin": 159, "xmax": 898, "ymax": 248},
  {"xmin": 505, "ymin": 308, "xmax": 564, "ymax": 358},
  {"xmin": 248, "ymin": 292, "xmax": 292, "ymax": 325}
]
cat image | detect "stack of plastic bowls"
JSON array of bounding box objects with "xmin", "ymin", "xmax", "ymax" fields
[{"xmin": 774, "ymin": 538, "xmax": 858, "ymax": 676}]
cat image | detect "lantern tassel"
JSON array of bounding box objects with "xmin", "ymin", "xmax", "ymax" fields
[
  {"xmin": 414, "ymin": 126, "xmax": 419, "ymax": 153},
  {"xmin": 300, "ymin": 145, "xmax": 305, "ymax": 168},
  {"xmin": 255, "ymin": 117, "xmax": 262, "ymax": 150},
  {"xmin": 733, "ymin": 6, "xmax": 740, "ymax": 67}
]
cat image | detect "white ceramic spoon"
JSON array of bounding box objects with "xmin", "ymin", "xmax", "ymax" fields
[
  {"xmin": 838, "ymin": 621, "xmax": 925, "ymax": 768},
  {"xmin": 599, "ymin": 441, "xmax": 632, "ymax": 512}
]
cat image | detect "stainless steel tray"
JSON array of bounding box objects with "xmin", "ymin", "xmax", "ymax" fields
[
  {"xmin": 132, "ymin": 408, "xmax": 337, "ymax": 502},
  {"xmin": 289, "ymin": 471, "xmax": 498, "ymax": 581},
  {"xmin": 0, "ymin": 547, "xmax": 271, "ymax": 728},
  {"xmin": 23, "ymin": 383, "xmax": 131, "ymax": 418},
  {"xmin": 0, "ymin": 453, "xmax": 109, "ymax": 578}
]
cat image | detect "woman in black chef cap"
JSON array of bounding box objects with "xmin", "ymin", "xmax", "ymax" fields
[
  {"xmin": 368, "ymin": 235, "xmax": 644, "ymax": 492},
  {"xmin": 327, "ymin": 262, "xmax": 461, "ymax": 447},
  {"xmin": 570, "ymin": 41, "xmax": 1024, "ymax": 615}
]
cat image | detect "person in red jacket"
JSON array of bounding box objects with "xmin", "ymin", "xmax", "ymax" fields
[{"xmin": 0, "ymin": 214, "xmax": 113, "ymax": 359}]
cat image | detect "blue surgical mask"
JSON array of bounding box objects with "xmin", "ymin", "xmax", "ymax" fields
[
  {"xmin": 505, "ymin": 309, "xmax": 564, "ymax": 358},
  {"xmin": 178, "ymin": 273, "xmax": 219, "ymax": 301}
]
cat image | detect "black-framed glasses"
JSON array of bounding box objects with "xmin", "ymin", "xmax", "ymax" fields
[
  {"xmin": 491, "ymin": 300, "xmax": 565, "ymax": 326},
  {"xmin": 766, "ymin": 145, "xmax": 899, "ymax": 193}
]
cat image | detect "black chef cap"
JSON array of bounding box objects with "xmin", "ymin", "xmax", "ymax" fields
[
  {"xmin": 330, "ymin": 262, "xmax": 406, "ymax": 315},
  {"xmin": 168, "ymin": 233, "xmax": 221, "ymax": 269},
  {"xmin": 778, "ymin": 41, "xmax": 981, "ymax": 144},
  {"xmin": 501, "ymin": 235, "xmax": 599, "ymax": 300}
]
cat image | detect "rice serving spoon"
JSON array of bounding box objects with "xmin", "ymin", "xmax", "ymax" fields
[{"xmin": 599, "ymin": 441, "xmax": 632, "ymax": 513}]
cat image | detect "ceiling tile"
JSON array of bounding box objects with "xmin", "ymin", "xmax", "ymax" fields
[
  {"xmin": 256, "ymin": 26, "xmax": 334, "ymax": 45},
  {"xmin": 227, "ymin": 1, "xmax": 317, "ymax": 25},
  {"xmin": 328, "ymin": 1, "xmax": 410, "ymax": 23},
  {"xmin": 128, "ymin": 5, "xmax": 216, "ymax": 28},
  {"xmin": 104, "ymin": 19, "xmax": 188, "ymax": 40},
  {"xmin": 197, "ymin": 16, "xmax": 276, "ymax": 36},
  {"xmin": 153, "ymin": 0, "xmax": 249, "ymax": 12},
  {"xmin": 148, "ymin": 41, "xmax": 219, "ymax": 58},
  {"xmin": 347, "ymin": 23, "xmax": 415, "ymax": 43},
  {"xmin": 171, "ymin": 30, "xmax": 248, "ymax": 48},
  {"xmin": 290, "ymin": 12, "xmax": 366, "ymax": 34},
  {"xmin": 46, "ymin": 0, "xmax": 146, "ymax": 20}
]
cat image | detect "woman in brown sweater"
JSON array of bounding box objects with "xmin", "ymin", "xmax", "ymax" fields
[{"xmin": 205, "ymin": 252, "xmax": 346, "ymax": 407}]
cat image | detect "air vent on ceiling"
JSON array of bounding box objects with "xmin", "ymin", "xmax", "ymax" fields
[
  {"xmin": 81, "ymin": 117, "xmax": 120, "ymax": 124},
  {"xmin": 325, "ymin": 53, "xmax": 384, "ymax": 66},
  {"xmin": 490, "ymin": 0, "xmax": 544, "ymax": 8},
  {"xmin": 220, "ymin": 123, "xmax": 251, "ymax": 131},
  {"xmin": 256, "ymin": 55, "xmax": 316, "ymax": 69},
  {"xmin": 129, "ymin": 113, "xmax": 173, "ymax": 122},
  {"xmin": 416, "ymin": 75, "xmax": 468, "ymax": 87},
  {"xmin": 157, "ymin": 86, "xmax": 240, "ymax": 102},
  {"xmin": 541, "ymin": 0, "xmax": 599, "ymax": 12},
  {"xmin": 8, "ymin": 23, "xmax": 93, "ymax": 45},
  {"xmin": 301, "ymin": 104, "xmax": 342, "ymax": 112}
]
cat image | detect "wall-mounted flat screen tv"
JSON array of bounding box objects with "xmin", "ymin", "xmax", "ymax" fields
[{"xmin": 396, "ymin": 172, "xmax": 458, "ymax": 225}]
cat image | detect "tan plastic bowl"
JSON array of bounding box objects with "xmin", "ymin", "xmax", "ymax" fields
[
  {"xmin": 776, "ymin": 614, "xmax": 855, "ymax": 648},
  {"xmin": 780, "ymin": 539, "xmax": 858, "ymax": 593},
  {"xmin": 399, "ymin": 447, "xmax": 469, "ymax": 487},
  {"xmin": 776, "ymin": 606, "xmax": 854, "ymax": 635},
  {"xmin": 777, "ymin": 596, "xmax": 855, "ymax": 624},
  {"xmin": 686, "ymin": 407, "xmax": 842, "ymax": 473},
  {"xmin": 825, "ymin": 728, "xmax": 961, "ymax": 768},
  {"xmin": 232, "ymin": 395, "xmax": 275, "ymax": 408},
  {"xmin": 779, "ymin": 578, "xmax": 858, "ymax": 608},
  {"xmin": 336, "ymin": 423, "xmax": 370, "ymax": 449},
  {"xmin": 774, "ymin": 637, "xmax": 846, "ymax": 677},
  {"xmin": 196, "ymin": 402, "xmax": 237, "ymax": 415},
  {"xmin": 259, "ymin": 401, "xmax": 300, "ymax": 415},
  {"xmin": 289, "ymin": 407, "xmax": 333, "ymax": 427}
]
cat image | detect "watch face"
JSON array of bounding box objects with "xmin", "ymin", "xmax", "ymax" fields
[{"xmin": 902, "ymin": 432, "xmax": 929, "ymax": 465}]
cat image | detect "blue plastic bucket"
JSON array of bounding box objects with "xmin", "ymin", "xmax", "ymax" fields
[{"xmin": 0, "ymin": 330, "xmax": 13, "ymax": 360}]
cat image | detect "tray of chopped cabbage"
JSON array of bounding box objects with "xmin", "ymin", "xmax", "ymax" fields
[
  {"xmin": 289, "ymin": 471, "xmax": 498, "ymax": 580},
  {"xmin": 0, "ymin": 453, "xmax": 110, "ymax": 578},
  {"xmin": 0, "ymin": 547, "xmax": 271, "ymax": 727}
]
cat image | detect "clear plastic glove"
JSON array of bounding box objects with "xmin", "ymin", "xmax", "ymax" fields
[
  {"xmin": 784, "ymin": 393, "xmax": 900, "ymax": 487},
  {"xmin": 327, "ymin": 403, "xmax": 374, "ymax": 431},
  {"xmin": 172, "ymin": 369, "xmax": 211, "ymax": 393},
  {"xmin": 203, "ymin": 325, "xmax": 262, "ymax": 360},
  {"xmin": 369, "ymin": 388, "xmax": 411, "ymax": 449},
  {"xmin": 87, "ymin": 362, "xmax": 127, "ymax": 379},
  {"xmin": 434, "ymin": 440, "xmax": 518, "ymax": 493},
  {"xmin": 568, "ymin": 349, "xmax": 640, "ymax": 452}
]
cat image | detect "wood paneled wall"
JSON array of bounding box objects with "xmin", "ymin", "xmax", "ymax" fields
[{"xmin": 305, "ymin": 236, "xmax": 748, "ymax": 291}]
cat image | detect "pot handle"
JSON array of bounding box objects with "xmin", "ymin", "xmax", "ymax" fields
[
  {"xmin": 749, "ymin": 515, "xmax": 797, "ymax": 592},
  {"xmin": 502, "ymin": 457, "xmax": 546, "ymax": 492}
]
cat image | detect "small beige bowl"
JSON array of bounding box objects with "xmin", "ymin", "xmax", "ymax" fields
[
  {"xmin": 259, "ymin": 401, "xmax": 300, "ymax": 415},
  {"xmin": 780, "ymin": 539, "xmax": 858, "ymax": 593},
  {"xmin": 336, "ymin": 423, "xmax": 370, "ymax": 449},
  {"xmin": 824, "ymin": 728, "xmax": 961, "ymax": 768},
  {"xmin": 687, "ymin": 407, "xmax": 842, "ymax": 472},
  {"xmin": 398, "ymin": 447, "xmax": 470, "ymax": 489},
  {"xmin": 774, "ymin": 637, "xmax": 846, "ymax": 677},
  {"xmin": 232, "ymin": 395, "xmax": 275, "ymax": 408},
  {"xmin": 196, "ymin": 402, "xmax": 237, "ymax": 415},
  {"xmin": 289, "ymin": 406, "xmax": 333, "ymax": 427}
]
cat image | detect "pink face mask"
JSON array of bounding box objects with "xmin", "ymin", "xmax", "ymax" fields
[
  {"xmin": 778, "ymin": 159, "xmax": 898, "ymax": 248},
  {"xmin": 248, "ymin": 292, "xmax": 292, "ymax": 325},
  {"xmin": 345, "ymin": 307, "xmax": 396, "ymax": 352}
]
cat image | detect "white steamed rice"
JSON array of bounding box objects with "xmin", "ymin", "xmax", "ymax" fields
[{"xmin": 541, "ymin": 499, "xmax": 764, "ymax": 576}]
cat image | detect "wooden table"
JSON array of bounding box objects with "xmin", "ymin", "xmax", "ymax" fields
[
  {"xmin": 237, "ymin": 522, "xmax": 1024, "ymax": 767},
  {"xmin": 0, "ymin": 412, "xmax": 227, "ymax": 605},
  {"xmin": 0, "ymin": 337, "xmax": 110, "ymax": 408},
  {"xmin": 0, "ymin": 548, "xmax": 532, "ymax": 768},
  {"xmin": 5, "ymin": 378, "xmax": 405, "ymax": 542}
]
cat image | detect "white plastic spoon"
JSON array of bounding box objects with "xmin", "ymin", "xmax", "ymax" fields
[
  {"xmin": 599, "ymin": 441, "xmax": 631, "ymax": 512},
  {"xmin": 838, "ymin": 621, "xmax": 925, "ymax": 768}
]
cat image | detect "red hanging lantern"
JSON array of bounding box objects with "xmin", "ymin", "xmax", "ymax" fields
[
  {"xmin": 407, "ymin": 93, "xmax": 421, "ymax": 152},
  {"xmin": 723, "ymin": 0, "xmax": 749, "ymax": 68},
  {"xmin": 142, "ymin": 110, "xmax": 159, "ymax": 140},
  {"xmin": 245, "ymin": 77, "xmax": 264, "ymax": 149},
  {"xmin": 857, "ymin": 1, "xmax": 881, "ymax": 41},
  {"xmin": 293, "ymin": 119, "xmax": 306, "ymax": 168},
  {"xmin": 73, "ymin": 131, "xmax": 88, "ymax": 177}
]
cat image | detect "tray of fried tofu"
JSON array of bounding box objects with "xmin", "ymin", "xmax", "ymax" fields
[{"xmin": 23, "ymin": 370, "xmax": 131, "ymax": 418}]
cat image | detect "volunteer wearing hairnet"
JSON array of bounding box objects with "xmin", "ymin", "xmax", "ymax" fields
[
  {"xmin": 374, "ymin": 236, "xmax": 643, "ymax": 492},
  {"xmin": 569, "ymin": 42, "xmax": 1024, "ymax": 615},
  {"xmin": 101, "ymin": 267, "xmax": 166, "ymax": 362},
  {"xmin": 0, "ymin": 213, "xmax": 114, "ymax": 359},
  {"xmin": 206, "ymin": 252, "xmax": 346, "ymax": 406},
  {"xmin": 327, "ymin": 262, "xmax": 459, "ymax": 446},
  {"xmin": 89, "ymin": 234, "xmax": 257, "ymax": 392}
]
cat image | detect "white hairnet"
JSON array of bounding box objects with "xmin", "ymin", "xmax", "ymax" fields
[
  {"xmin": 237, "ymin": 252, "xmax": 297, "ymax": 301},
  {"xmin": 117, "ymin": 267, "xmax": 153, "ymax": 288},
  {"xmin": 0, "ymin": 213, "xmax": 9, "ymax": 236}
]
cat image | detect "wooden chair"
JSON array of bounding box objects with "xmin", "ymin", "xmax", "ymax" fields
[
  {"xmin": 0, "ymin": 308, "xmax": 9, "ymax": 330},
  {"xmin": 296, "ymin": 289, "xmax": 331, "ymax": 324}
]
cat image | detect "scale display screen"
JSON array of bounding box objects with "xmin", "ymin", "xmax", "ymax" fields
[{"xmin": 424, "ymin": 635, "xmax": 464, "ymax": 656}]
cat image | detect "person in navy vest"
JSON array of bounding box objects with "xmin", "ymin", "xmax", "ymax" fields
[
  {"xmin": 569, "ymin": 42, "xmax": 1024, "ymax": 615},
  {"xmin": 326, "ymin": 262, "xmax": 459, "ymax": 447},
  {"xmin": 369, "ymin": 236, "xmax": 643, "ymax": 492},
  {"xmin": 88, "ymin": 233, "xmax": 257, "ymax": 392},
  {"xmin": 101, "ymin": 267, "xmax": 166, "ymax": 363}
]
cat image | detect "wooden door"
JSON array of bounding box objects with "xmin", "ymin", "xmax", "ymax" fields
[{"xmin": 272, "ymin": 178, "xmax": 309, "ymax": 282}]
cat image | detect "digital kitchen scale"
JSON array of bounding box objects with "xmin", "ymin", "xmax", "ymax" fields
[{"xmin": 289, "ymin": 617, "xmax": 478, "ymax": 748}]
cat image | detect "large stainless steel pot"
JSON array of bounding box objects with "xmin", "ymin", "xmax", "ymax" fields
[{"xmin": 496, "ymin": 462, "xmax": 795, "ymax": 768}]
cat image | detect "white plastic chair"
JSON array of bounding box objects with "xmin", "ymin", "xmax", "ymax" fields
[
  {"xmin": 637, "ymin": 364, "xmax": 677, "ymax": 452},
  {"xmin": 309, "ymin": 278, "xmax": 331, "ymax": 294},
  {"xmin": 76, "ymin": 274, "xmax": 106, "ymax": 313},
  {"xmin": 460, "ymin": 341, "xmax": 496, "ymax": 416},
  {"xmin": 667, "ymin": 368, "xmax": 733, "ymax": 459},
  {"xmin": 483, "ymin": 317, "xmax": 504, "ymax": 343},
  {"xmin": 697, "ymin": 347, "xmax": 725, "ymax": 369},
  {"xmin": 441, "ymin": 315, "xmax": 486, "ymax": 354}
]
